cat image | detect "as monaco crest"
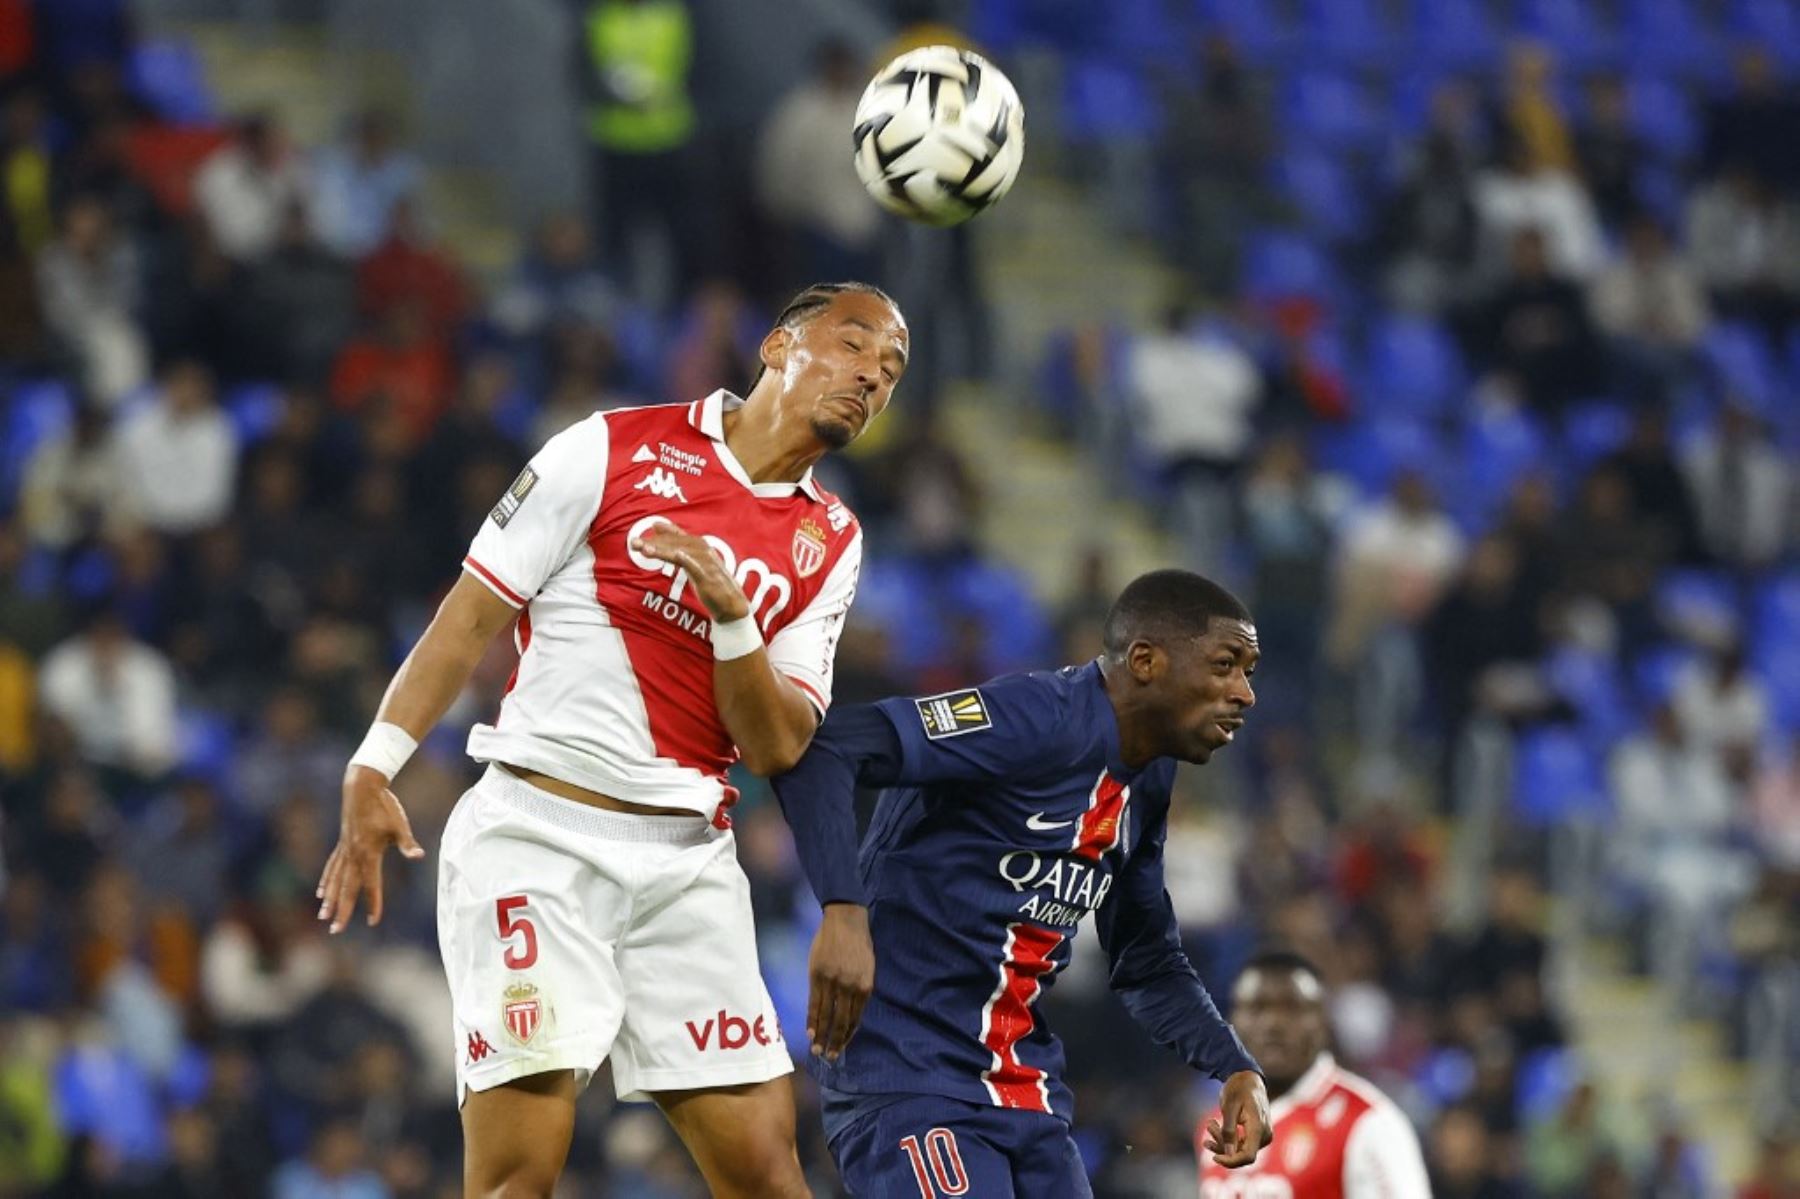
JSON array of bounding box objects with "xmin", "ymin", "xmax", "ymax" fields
[
  {"xmin": 503, "ymin": 981, "xmax": 542, "ymax": 1046},
  {"xmin": 792, "ymin": 518, "xmax": 827, "ymax": 579}
]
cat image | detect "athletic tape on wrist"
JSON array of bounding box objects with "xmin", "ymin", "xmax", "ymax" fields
[
  {"xmin": 711, "ymin": 614, "xmax": 764, "ymax": 661},
  {"xmin": 349, "ymin": 721, "xmax": 418, "ymax": 780}
]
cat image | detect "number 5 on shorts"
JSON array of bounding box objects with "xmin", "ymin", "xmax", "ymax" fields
[
  {"xmin": 495, "ymin": 895, "xmax": 538, "ymax": 969},
  {"xmin": 899, "ymin": 1128, "xmax": 969, "ymax": 1197}
]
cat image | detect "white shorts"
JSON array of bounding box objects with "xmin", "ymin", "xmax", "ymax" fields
[{"xmin": 437, "ymin": 764, "xmax": 792, "ymax": 1104}]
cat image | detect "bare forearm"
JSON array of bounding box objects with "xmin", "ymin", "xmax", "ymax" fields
[
  {"xmin": 371, "ymin": 573, "xmax": 517, "ymax": 740},
  {"xmin": 715, "ymin": 652, "xmax": 818, "ymax": 776}
]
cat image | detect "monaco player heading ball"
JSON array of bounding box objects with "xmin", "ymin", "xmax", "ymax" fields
[{"xmin": 315, "ymin": 282, "xmax": 907, "ymax": 1198}]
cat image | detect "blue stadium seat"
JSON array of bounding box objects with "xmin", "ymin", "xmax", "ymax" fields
[
  {"xmin": 1759, "ymin": 641, "xmax": 1800, "ymax": 732},
  {"xmin": 128, "ymin": 38, "xmax": 216, "ymax": 125},
  {"xmin": 1299, "ymin": 0, "xmax": 1396, "ymax": 68},
  {"xmin": 1755, "ymin": 571, "xmax": 1800, "ymax": 652},
  {"xmin": 1412, "ymin": 0, "xmax": 1503, "ymax": 70},
  {"xmin": 1512, "ymin": 725, "xmax": 1609, "ymax": 826},
  {"xmin": 1547, "ymin": 645, "xmax": 1637, "ymax": 749},
  {"xmin": 1623, "ymin": 0, "xmax": 1721, "ymax": 77},
  {"xmin": 1062, "ymin": 57, "xmax": 1163, "ymax": 142},
  {"xmin": 1280, "ymin": 71, "xmax": 1383, "ymax": 151},
  {"xmin": 1632, "ymin": 643, "xmax": 1698, "ymax": 708},
  {"xmin": 1194, "ymin": 0, "xmax": 1297, "ymax": 64},
  {"xmin": 1731, "ymin": 0, "xmax": 1800, "ymax": 68},
  {"xmin": 1632, "ymin": 161, "xmax": 1687, "ymax": 227},
  {"xmin": 224, "ymin": 383, "xmax": 285, "ymax": 446},
  {"xmin": 1240, "ymin": 230, "xmax": 1344, "ymax": 307},
  {"xmin": 1457, "ymin": 403, "xmax": 1549, "ymax": 531},
  {"xmin": 1560, "ymin": 399, "xmax": 1633, "ymax": 469},
  {"xmin": 0, "ymin": 380, "xmax": 74, "ymax": 511},
  {"xmin": 1104, "ymin": 0, "xmax": 1193, "ymax": 67},
  {"xmin": 1656, "ymin": 568, "xmax": 1740, "ymax": 639},
  {"xmin": 1628, "ymin": 75, "xmax": 1701, "ymax": 161},
  {"xmin": 1702, "ymin": 322, "xmax": 1782, "ymax": 413},
  {"xmin": 1362, "ymin": 314, "xmax": 1466, "ymax": 420},
  {"xmin": 1517, "ymin": 0, "xmax": 1620, "ymax": 69},
  {"xmin": 1270, "ymin": 148, "xmax": 1366, "ymax": 242},
  {"xmin": 1313, "ymin": 417, "xmax": 1446, "ymax": 496},
  {"xmin": 1515, "ymin": 1046, "xmax": 1580, "ymax": 1124}
]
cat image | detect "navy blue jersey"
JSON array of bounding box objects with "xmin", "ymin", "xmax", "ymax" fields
[{"xmin": 772, "ymin": 661, "xmax": 1258, "ymax": 1125}]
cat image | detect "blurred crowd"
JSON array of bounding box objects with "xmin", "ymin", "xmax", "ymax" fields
[{"xmin": 0, "ymin": 0, "xmax": 1797, "ymax": 1197}]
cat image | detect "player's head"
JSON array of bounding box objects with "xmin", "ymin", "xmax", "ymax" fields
[
  {"xmin": 1101, "ymin": 569, "xmax": 1257, "ymax": 765},
  {"xmin": 1231, "ymin": 949, "xmax": 1329, "ymax": 1096},
  {"xmin": 750, "ymin": 281, "xmax": 908, "ymax": 451}
]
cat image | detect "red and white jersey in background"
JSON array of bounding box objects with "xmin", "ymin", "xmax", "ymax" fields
[
  {"xmin": 460, "ymin": 390, "xmax": 862, "ymax": 821},
  {"xmin": 1198, "ymin": 1054, "xmax": 1432, "ymax": 1199}
]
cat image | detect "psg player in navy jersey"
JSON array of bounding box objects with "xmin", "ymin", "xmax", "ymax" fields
[{"xmin": 772, "ymin": 569, "xmax": 1272, "ymax": 1197}]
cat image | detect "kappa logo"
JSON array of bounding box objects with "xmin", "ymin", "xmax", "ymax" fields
[
  {"xmin": 633, "ymin": 466, "xmax": 689, "ymax": 503},
  {"xmin": 916, "ymin": 688, "xmax": 992, "ymax": 740},
  {"xmin": 488, "ymin": 466, "xmax": 539, "ymax": 528},
  {"xmin": 466, "ymin": 1030, "xmax": 494, "ymax": 1064}
]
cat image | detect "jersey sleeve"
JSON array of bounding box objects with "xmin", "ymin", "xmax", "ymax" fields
[
  {"xmin": 462, "ymin": 414, "xmax": 609, "ymax": 608},
  {"xmin": 870, "ymin": 672, "xmax": 1077, "ymax": 785},
  {"xmin": 766, "ymin": 530, "xmax": 862, "ymax": 717},
  {"xmin": 1096, "ymin": 782, "xmax": 1260, "ymax": 1082},
  {"xmin": 1343, "ymin": 1098, "xmax": 1433, "ymax": 1199}
]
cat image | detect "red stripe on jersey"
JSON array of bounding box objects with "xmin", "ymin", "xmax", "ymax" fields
[
  {"xmin": 978, "ymin": 922, "xmax": 1064, "ymax": 1112},
  {"xmin": 500, "ymin": 608, "xmax": 532, "ymax": 704},
  {"xmin": 787, "ymin": 674, "xmax": 826, "ymax": 713},
  {"xmin": 1072, "ymin": 773, "xmax": 1130, "ymax": 861},
  {"xmin": 463, "ymin": 556, "xmax": 527, "ymax": 607}
]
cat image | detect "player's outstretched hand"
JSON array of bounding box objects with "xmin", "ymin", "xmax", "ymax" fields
[
  {"xmin": 316, "ymin": 765, "xmax": 426, "ymax": 934},
  {"xmin": 807, "ymin": 903, "xmax": 874, "ymax": 1061},
  {"xmin": 630, "ymin": 521, "xmax": 751, "ymax": 623},
  {"xmin": 1204, "ymin": 1070, "xmax": 1273, "ymax": 1169}
]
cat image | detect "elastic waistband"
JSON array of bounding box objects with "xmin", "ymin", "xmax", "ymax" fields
[{"xmin": 480, "ymin": 765, "xmax": 720, "ymax": 846}]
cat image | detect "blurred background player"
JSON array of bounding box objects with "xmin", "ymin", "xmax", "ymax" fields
[
  {"xmin": 773, "ymin": 569, "xmax": 1272, "ymax": 1196},
  {"xmin": 315, "ymin": 282, "xmax": 906, "ymax": 1197},
  {"xmin": 1199, "ymin": 950, "xmax": 1431, "ymax": 1199}
]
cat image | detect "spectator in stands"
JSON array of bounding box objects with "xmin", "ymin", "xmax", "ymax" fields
[
  {"xmin": 1428, "ymin": 1103, "xmax": 1514, "ymax": 1199},
  {"xmin": 1240, "ymin": 434, "xmax": 1336, "ymax": 711},
  {"xmin": 1467, "ymin": 226, "xmax": 1603, "ymax": 416},
  {"xmin": 355, "ymin": 197, "xmax": 466, "ymax": 341},
  {"xmin": 1556, "ymin": 465, "xmax": 1665, "ymax": 647},
  {"xmin": 1702, "ymin": 48, "xmax": 1800, "ymax": 195},
  {"xmin": 114, "ymin": 358, "xmax": 237, "ymax": 535},
  {"xmin": 1671, "ymin": 641, "xmax": 1770, "ymax": 769},
  {"xmin": 663, "ymin": 276, "xmax": 759, "ymax": 402},
  {"xmin": 1575, "ymin": 76, "xmax": 1646, "ymax": 231},
  {"xmin": 1685, "ymin": 165, "xmax": 1800, "ymax": 335},
  {"xmin": 241, "ymin": 202, "xmax": 356, "ymax": 385},
  {"xmin": 1378, "ymin": 127, "xmax": 1480, "ymax": 314},
  {"xmin": 755, "ymin": 38, "xmax": 883, "ymax": 288},
  {"xmin": 128, "ymin": 775, "xmax": 230, "ymax": 925},
  {"xmin": 1751, "ymin": 733, "xmax": 1800, "ymax": 870},
  {"xmin": 490, "ymin": 211, "xmax": 621, "ymax": 366},
  {"xmin": 2, "ymin": 89, "xmax": 55, "ymax": 255},
  {"xmin": 143, "ymin": 219, "xmax": 249, "ymax": 382},
  {"xmin": 269, "ymin": 1119, "xmax": 387, "ymax": 1199},
  {"xmin": 1474, "ymin": 136, "xmax": 1605, "ymax": 283},
  {"xmin": 37, "ymin": 609, "xmax": 177, "ymax": 781},
  {"xmin": 1494, "ymin": 41, "xmax": 1575, "ymax": 175},
  {"xmin": 1590, "ymin": 213, "xmax": 1709, "ymax": 403},
  {"xmin": 231, "ymin": 688, "xmax": 346, "ymax": 819},
  {"xmin": 309, "ymin": 109, "xmax": 421, "ymax": 259},
  {"xmin": 1157, "ymin": 33, "xmax": 1269, "ymax": 290},
  {"xmin": 1681, "ymin": 402, "xmax": 1793, "ymax": 571},
  {"xmin": 1527, "ymin": 1080, "xmax": 1625, "ymax": 1198},
  {"xmin": 1125, "ymin": 300, "xmax": 1262, "ymax": 574},
  {"xmin": 1424, "ymin": 533, "xmax": 1545, "ymax": 748},
  {"xmin": 1598, "ymin": 407, "xmax": 1705, "ymax": 565},
  {"xmin": 328, "ymin": 301, "xmax": 455, "ymax": 446},
  {"xmin": 195, "ymin": 113, "xmax": 311, "ymax": 263},
  {"xmin": 20, "ymin": 400, "xmax": 127, "ymax": 552},
  {"xmin": 1736, "ymin": 1128, "xmax": 1800, "ymax": 1199},
  {"xmin": 35, "ymin": 192, "xmax": 148, "ymax": 406}
]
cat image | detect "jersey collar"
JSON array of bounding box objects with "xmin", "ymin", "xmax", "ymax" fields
[
  {"xmin": 1270, "ymin": 1053, "xmax": 1337, "ymax": 1123},
  {"xmin": 688, "ymin": 389, "xmax": 825, "ymax": 502}
]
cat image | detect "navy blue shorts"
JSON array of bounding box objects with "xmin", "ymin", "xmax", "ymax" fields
[{"xmin": 822, "ymin": 1090, "xmax": 1092, "ymax": 1199}]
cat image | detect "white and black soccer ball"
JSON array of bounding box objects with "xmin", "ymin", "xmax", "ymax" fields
[{"xmin": 852, "ymin": 45, "xmax": 1025, "ymax": 227}]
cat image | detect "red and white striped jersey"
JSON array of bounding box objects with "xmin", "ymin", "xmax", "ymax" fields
[
  {"xmin": 460, "ymin": 390, "xmax": 862, "ymax": 820},
  {"xmin": 1198, "ymin": 1055, "xmax": 1431, "ymax": 1199}
]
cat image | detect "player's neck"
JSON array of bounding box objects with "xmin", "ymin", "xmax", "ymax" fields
[
  {"xmin": 720, "ymin": 402, "xmax": 824, "ymax": 485},
  {"xmin": 1099, "ymin": 657, "xmax": 1158, "ymax": 770}
]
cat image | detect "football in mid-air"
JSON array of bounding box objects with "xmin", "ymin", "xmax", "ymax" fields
[{"xmin": 852, "ymin": 45, "xmax": 1025, "ymax": 227}]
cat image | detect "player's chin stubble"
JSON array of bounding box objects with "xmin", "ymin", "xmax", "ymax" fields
[{"xmin": 810, "ymin": 414, "xmax": 856, "ymax": 450}]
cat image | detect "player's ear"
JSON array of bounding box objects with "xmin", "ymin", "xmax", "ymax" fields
[
  {"xmin": 759, "ymin": 325, "xmax": 791, "ymax": 375},
  {"xmin": 1127, "ymin": 639, "xmax": 1161, "ymax": 684}
]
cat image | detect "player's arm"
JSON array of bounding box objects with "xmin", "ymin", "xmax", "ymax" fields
[
  {"xmin": 318, "ymin": 419, "xmax": 607, "ymax": 934},
  {"xmin": 629, "ymin": 523, "xmax": 849, "ymax": 777},
  {"xmin": 1096, "ymin": 796, "xmax": 1270, "ymax": 1169},
  {"xmin": 1343, "ymin": 1099, "xmax": 1433, "ymax": 1199},
  {"xmin": 316, "ymin": 574, "xmax": 518, "ymax": 932}
]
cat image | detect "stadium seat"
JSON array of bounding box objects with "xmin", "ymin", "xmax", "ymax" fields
[
  {"xmin": 1759, "ymin": 641, "xmax": 1800, "ymax": 732},
  {"xmin": 1194, "ymin": 0, "xmax": 1296, "ymax": 64},
  {"xmin": 224, "ymin": 383, "xmax": 285, "ymax": 446},
  {"xmin": 1547, "ymin": 644, "xmax": 1637, "ymax": 749},
  {"xmin": 1270, "ymin": 147, "xmax": 1366, "ymax": 242},
  {"xmin": 1102, "ymin": 0, "xmax": 1193, "ymax": 68},
  {"xmin": 1511, "ymin": 725, "xmax": 1609, "ymax": 826},
  {"xmin": 1515, "ymin": 1046, "xmax": 1580, "ymax": 1124},
  {"xmin": 1411, "ymin": 0, "xmax": 1503, "ymax": 71},
  {"xmin": 1280, "ymin": 71, "xmax": 1383, "ymax": 151},
  {"xmin": 1517, "ymin": 0, "xmax": 1621, "ymax": 69},
  {"xmin": 1627, "ymin": 75, "xmax": 1701, "ymax": 162},
  {"xmin": 128, "ymin": 38, "xmax": 216, "ymax": 125},
  {"xmin": 1240, "ymin": 230, "xmax": 1344, "ymax": 309},
  {"xmin": 1456, "ymin": 403, "xmax": 1549, "ymax": 531},
  {"xmin": 0, "ymin": 379, "xmax": 73, "ymax": 511},
  {"xmin": 1361, "ymin": 314, "xmax": 1466, "ymax": 420},
  {"xmin": 1755, "ymin": 571, "xmax": 1800, "ymax": 651},
  {"xmin": 1656, "ymin": 568, "xmax": 1741, "ymax": 643},
  {"xmin": 1559, "ymin": 399, "xmax": 1633, "ymax": 470},
  {"xmin": 1062, "ymin": 57, "xmax": 1163, "ymax": 143},
  {"xmin": 1702, "ymin": 322, "xmax": 1782, "ymax": 414},
  {"xmin": 1313, "ymin": 417, "xmax": 1447, "ymax": 496},
  {"xmin": 1631, "ymin": 643, "xmax": 1698, "ymax": 708},
  {"xmin": 1731, "ymin": 0, "xmax": 1800, "ymax": 68},
  {"xmin": 1623, "ymin": 0, "xmax": 1721, "ymax": 77},
  {"xmin": 1299, "ymin": 0, "xmax": 1396, "ymax": 69}
]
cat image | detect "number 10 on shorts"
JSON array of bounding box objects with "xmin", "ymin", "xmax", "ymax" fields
[{"xmin": 899, "ymin": 1128, "xmax": 968, "ymax": 1197}]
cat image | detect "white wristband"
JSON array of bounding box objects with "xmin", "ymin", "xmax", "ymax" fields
[
  {"xmin": 711, "ymin": 614, "xmax": 764, "ymax": 661},
  {"xmin": 349, "ymin": 721, "xmax": 419, "ymax": 781}
]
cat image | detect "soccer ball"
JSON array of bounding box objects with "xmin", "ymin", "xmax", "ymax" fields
[{"xmin": 852, "ymin": 45, "xmax": 1025, "ymax": 227}]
